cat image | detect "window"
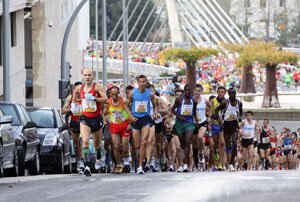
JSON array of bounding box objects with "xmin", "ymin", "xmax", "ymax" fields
[
  {"xmin": 280, "ymin": 0, "xmax": 286, "ymax": 7},
  {"xmin": 10, "ymin": 12, "xmax": 17, "ymax": 47},
  {"xmin": 244, "ymin": 0, "xmax": 250, "ymax": 7},
  {"xmin": 0, "ymin": 104, "xmax": 21, "ymax": 126},
  {"xmin": 260, "ymin": 0, "xmax": 266, "ymax": 7}
]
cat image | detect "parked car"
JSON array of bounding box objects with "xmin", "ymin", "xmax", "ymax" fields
[
  {"xmin": 27, "ymin": 107, "xmax": 72, "ymax": 174},
  {"xmin": 0, "ymin": 110, "xmax": 14, "ymax": 178},
  {"xmin": 0, "ymin": 102, "xmax": 40, "ymax": 176}
]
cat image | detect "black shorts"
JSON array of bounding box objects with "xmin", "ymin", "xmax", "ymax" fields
[
  {"xmin": 241, "ymin": 138, "xmax": 254, "ymax": 148},
  {"xmin": 195, "ymin": 121, "xmax": 209, "ymax": 135},
  {"xmin": 258, "ymin": 143, "xmax": 271, "ymax": 150},
  {"xmin": 69, "ymin": 120, "xmax": 80, "ymax": 134},
  {"xmin": 223, "ymin": 121, "xmax": 239, "ymax": 135},
  {"xmin": 164, "ymin": 132, "xmax": 173, "ymax": 142},
  {"xmin": 78, "ymin": 115, "xmax": 103, "ymax": 133},
  {"xmin": 131, "ymin": 115, "xmax": 152, "ymax": 131},
  {"xmin": 292, "ymin": 150, "xmax": 297, "ymax": 155},
  {"xmin": 254, "ymin": 141, "xmax": 258, "ymax": 148},
  {"xmin": 155, "ymin": 122, "xmax": 164, "ymax": 134}
]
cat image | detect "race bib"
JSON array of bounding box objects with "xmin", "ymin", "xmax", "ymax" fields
[
  {"xmin": 284, "ymin": 145, "xmax": 292, "ymax": 150},
  {"xmin": 82, "ymin": 99, "xmax": 97, "ymax": 112},
  {"xmin": 181, "ymin": 104, "xmax": 193, "ymax": 116},
  {"xmin": 262, "ymin": 137, "xmax": 270, "ymax": 144},
  {"xmin": 73, "ymin": 103, "xmax": 82, "ymax": 116},
  {"xmin": 113, "ymin": 111, "xmax": 125, "ymax": 123},
  {"xmin": 271, "ymin": 142, "xmax": 276, "ymax": 148},
  {"xmin": 225, "ymin": 111, "xmax": 237, "ymax": 121},
  {"xmin": 134, "ymin": 101, "xmax": 148, "ymax": 113}
]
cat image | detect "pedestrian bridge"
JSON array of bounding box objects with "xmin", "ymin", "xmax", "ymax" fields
[{"xmin": 84, "ymin": 57, "xmax": 178, "ymax": 79}]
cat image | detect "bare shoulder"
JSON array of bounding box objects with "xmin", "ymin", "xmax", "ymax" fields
[{"xmin": 95, "ymin": 83, "xmax": 105, "ymax": 91}]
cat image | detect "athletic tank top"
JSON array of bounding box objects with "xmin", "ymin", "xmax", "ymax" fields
[
  {"xmin": 132, "ymin": 88, "xmax": 151, "ymax": 118},
  {"xmin": 283, "ymin": 136, "xmax": 293, "ymax": 150},
  {"xmin": 108, "ymin": 97, "xmax": 129, "ymax": 124},
  {"xmin": 176, "ymin": 97, "xmax": 194, "ymax": 123},
  {"xmin": 80, "ymin": 83, "xmax": 102, "ymax": 118},
  {"xmin": 212, "ymin": 97, "xmax": 222, "ymax": 125},
  {"xmin": 242, "ymin": 120, "xmax": 255, "ymax": 139},
  {"xmin": 223, "ymin": 100, "xmax": 240, "ymax": 122},
  {"xmin": 260, "ymin": 127, "xmax": 270, "ymax": 144},
  {"xmin": 196, "ymin": 95, "xmax": 206, "ymax": 124},
  {"xmin": 270, "ymin": 135, "xmax": 277, "ymax": 150}
]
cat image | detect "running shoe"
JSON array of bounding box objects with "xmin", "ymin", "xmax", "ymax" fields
[
  {"xmin": 137, "ymin": 166, "xmax": 144, "ymax": 174},
  {"xmin": 228, "ymin": 164, "xmax": 236, "ymax": 172},
  {"xmin": 95, "ymin": 159, "xmax": 104, "ymax": 171},
  {"xmin": 123, "ymin": 157, "xmax": 130, "ymax": 166},
  {"xmin": 217, "ymin": 164, "xmax": 223, "ymax": 171},
  {"xmin": 177, "ymin": 165, "xmax": 184, "ymax": 172},
  {"xmin": 77, "ymin": 159, "xmax": 84, "ymax": 173},
  {"xmin": 130, "ymin": 165, "xmax": 136, "ymax": 173},
  {"xmin": 83, "ymin": 166, "xmax": 92, "ymax": 177},
  {"xmin": 144, "ymin": 162, "xmax": 150, "ymax": 172},
  {"xmin": 150, "ymin": 158, "xmax": 155, "ymax": 170},
  {"xmin": 183, "ymin": 164, "xmax": 189, "ymax": 172},
  {"xmin": 168, "ymin": 165, "xmax": 174, "ymax": 172},
  {"xmin": 114, "ymin": 165, "xmax": 123, "ymax": 174},
  {"xmin": 212, "ymin": 166, "xmax": 218, "ymax": 172}
]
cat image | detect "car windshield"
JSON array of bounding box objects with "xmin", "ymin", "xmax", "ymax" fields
[
  {"xmin": 0, "ymin": 104, "xmax": 21, "ymax": 126},
  {"xmin": 28, "ymin": 109, "xmax": 55, "ymax": 128}
]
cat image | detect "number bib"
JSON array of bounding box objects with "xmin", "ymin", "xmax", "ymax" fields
[
  {"xmin": 284, "ymin": 145, "xmax": 292, "ymax": 150},
  {"xmin": 262, "ymin": 137, "xmax": 270, "ymax": 144},
  {"xmin": 73, "ymin": 103, "xmax": 82, "ymax": 116},
  {"xmin": 271, "ymin": 142, "xmax": 276, "ymax": 148},
  {"xmin": 82, "ymin": 99, "xmax": 97, "ymax": 112},
  {"xmin": 113, "ymin": 111, "xmax": 125, "ymax": 123},
  {"xmin": 134, "ymin": 101, "xmax": 148, "ymax": 113},
  {"xmin": 181, "ymin": 104, "xmax": 193, "ymax": 116},
  {"xmin": 225, "ymin": 111, "xmax": 237, "ymax": 121}
]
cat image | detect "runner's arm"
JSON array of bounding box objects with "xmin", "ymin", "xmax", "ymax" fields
[
  {"xmin": 205, "ymin": 99, "xmax": 212, "ymax": 118},
  {"xmin": 61, "ymin": 95, "xmax": 72, "ymax": 114},
  {"xmin": 171, "ymin": 97, "xmax": 182, "ymax": 120},
  {"xmin": 158, "ymin": 97, "xmax": 168, "ymax": 113},
  {"xmin": 150, "ymin": 93, "xmax": 158, "ymax": 115},
  {"xmin": 71, "ymin": 85, "xmax": 81, "ymax": 103},
  {"xmin": 95, "ymin": 84, "xmax": 108, "ymax": 104},
  {"xmin": 124, "ymin": 91, "xmax": 134, "ymax": 118}
]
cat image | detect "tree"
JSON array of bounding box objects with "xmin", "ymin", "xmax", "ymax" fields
[
  {"xmin": 161, "ymin": 48, "xmax": 218, "ymax": 86},
  {"xmin": 90, "ymin": 0, "xmax": 159, "ymax": 41},
  {"xmin": 254, "ymin": 48, "xmax": 298, "ymax": 108}
]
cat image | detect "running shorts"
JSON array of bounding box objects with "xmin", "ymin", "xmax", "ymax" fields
[
  {"xmin": 131, "ymin": 115, "xmax": 152, "ymax": 131},
  {"xmin": 78, "ymin": 115, "xmax": 103, "ymax": 133}
]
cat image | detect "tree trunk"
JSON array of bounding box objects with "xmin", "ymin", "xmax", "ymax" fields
[
  {"xmin": 262, "ymin": 64, "xmax": 280, "ymax": 108},
  {"xmin": 186, "ymin": 63, "xmax": 196, "ymax": 86},
  {"xmin": 239, "ymin": 64, "xmax": 256, "ymax": 94}
]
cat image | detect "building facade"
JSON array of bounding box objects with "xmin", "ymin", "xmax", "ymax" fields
[
  {"xmin": 229, "ymin": 0, "xmax": 300, "ymax": 40},
  {"xmin": 0, "ymin": 0, "xmax": 89, "ymax": 109}
]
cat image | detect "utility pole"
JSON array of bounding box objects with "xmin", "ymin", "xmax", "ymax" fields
[
  {"xmin": 123, "ymin": 0, "xmax": 129, "ymax": 95},
  {"xmin": 3, "ymin": 0, "xmax": 11, "ymax": 101},
  {"xmin": 102, "ymin": 0, "xmax": 107, "ymax": 88},
  {"xmin": 95, "ymin": 0, "xmax": 99, "ymax": 82},
  {"xmin": 60, "ymin": 0, "xmax": 88, "ymax": 106}
]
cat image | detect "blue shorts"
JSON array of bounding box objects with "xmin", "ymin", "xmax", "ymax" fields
[{"xmin": 211, "ymin": 124, "xmax": 221, "ymax": 135}]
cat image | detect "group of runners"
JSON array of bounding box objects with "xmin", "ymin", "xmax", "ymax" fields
[{"xmin": 62, "ymin": 68, "xmax": 300, "ymax": 177}]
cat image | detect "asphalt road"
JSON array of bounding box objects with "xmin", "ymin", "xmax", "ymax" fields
[{"xmin": 1, "ymin": 170, "xmax": 300, "ymax": 202}]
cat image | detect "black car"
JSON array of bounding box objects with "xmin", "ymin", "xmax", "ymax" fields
[
  {"xmin": 0, "ymin": 111, "xmax": 14, "ymax": 178},
  {"xmin": 27, "ymin": 107, "xmax": 72, "ymax": 174},
  {"xmin": 0, "ymin": 102, "xmax": 40, "ymax": 176}
]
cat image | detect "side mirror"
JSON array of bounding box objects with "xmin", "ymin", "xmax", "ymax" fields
[
  {"xmin": 24, "ymin": 121, "xmax": 37, "ymax": 129},
  {"xmin": 0, "ymin": 115, "xmax": 13, "ymax": 124},
  {"xmin": 59, "ymin": 124, "xmax": 68, "ymax": 132}
]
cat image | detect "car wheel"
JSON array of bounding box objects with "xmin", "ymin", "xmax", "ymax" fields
[
  {"xmin": 56, "ymin": 149, "xmax": 64, "ymax": 174},
  {"xmin": 0, "ymin": 143, "xmax": 3, "ymax": 178},
  {"xmin": 17, "ymin": 147, "xmax": 26, "ymax": 176},
  {"xmin": 29, "ymin": 151, "xmax": 40, "ymax": 175},
  {"xmin": 64, "ymin": 155, "xmax": 72, "ymax": 174}
]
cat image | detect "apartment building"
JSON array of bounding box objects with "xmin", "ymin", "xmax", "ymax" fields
[
  {"xmin": 0, "ymin": 0, "xmax": 89, "ymax": 109},
  {"xmin": 229, "ymin": 0, "xmax": 299, "ymax": 40}
]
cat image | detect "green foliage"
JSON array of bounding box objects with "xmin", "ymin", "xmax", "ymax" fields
[
  {"xmin": 162, "ymin": 47, "xmax": 218, "ymax": 66},
  {"xmin": 90, "ymin": 0, "xmax": 158, "ymax": 41}
]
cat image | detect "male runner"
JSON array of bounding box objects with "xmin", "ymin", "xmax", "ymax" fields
[
  {"xmin": 71, "ymin": 68, "xmax": 108, "ymax": 176},
  {"xmin": 216, "ymin": 87, "xmax": 243, "ymax": 171},
  {"xmin": 124, "ymin": 75, "xmax": 157, "ymax": 174}
]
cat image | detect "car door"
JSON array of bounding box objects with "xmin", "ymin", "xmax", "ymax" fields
[
  {"xmin": 0, "ymin": 111, "xmax": 14, "ymax": 167},
  {"xmin": 55, "ymin": 110, "xmax": 70, "ymax": 159},
  {"xmin": 17, "ymin": 105, "xmax": 39, "ymax": 161}
]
